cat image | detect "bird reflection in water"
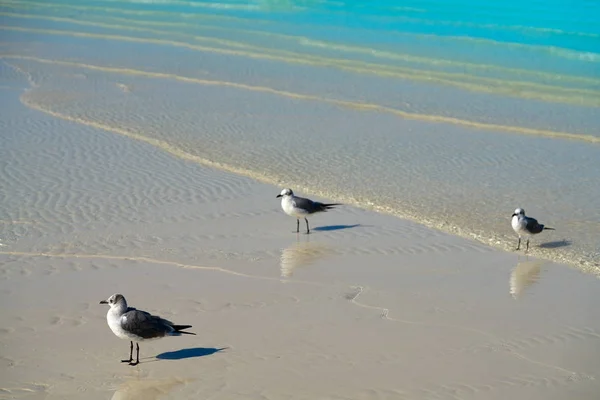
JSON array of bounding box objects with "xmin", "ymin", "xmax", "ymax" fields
[
  {"xmin": 509, "ymin": 257, "xmax": 545, "ymax": 299},
  {"xmin": 111, "ymin": 377, "xmax": 190, "ymax": 400},
  {"xmin": 280, "ymin": 237, "xmax": 333, "ymax": 278}
]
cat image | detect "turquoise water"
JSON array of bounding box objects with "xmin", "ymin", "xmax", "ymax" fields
[
  {"xmin": 1, "ymin": 0, "xmax": 599, "ymax": 269},
  {"xmin": 81, "ymin": 0, "xmax": 600, "ymax": 73}
]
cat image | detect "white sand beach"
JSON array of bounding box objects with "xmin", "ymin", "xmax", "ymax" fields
[
  {"xmin": 2, "ymin": 1, "xmax": 600, "ymax": 399},
  {"xmin": 1, "ymin": 78, "xmax": 600, "ymax": 399}
]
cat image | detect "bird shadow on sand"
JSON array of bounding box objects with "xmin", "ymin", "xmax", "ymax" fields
[
  {"xmin": 156, "ymin": 347, "xmax": 227, "ymax": 361},
  {"xmin": 538, "ymin": 239, "xmax": 572, "ymax": 249},
  {"xmin": 313, "ymin": 224, "xmax": 361, "ymax": 232}
]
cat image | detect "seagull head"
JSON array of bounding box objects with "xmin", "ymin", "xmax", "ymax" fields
[
  {"xmin": 276, "ymin": 188, "xmax": 294, "ymax": 198},
  {"xmin": 100, "ymin": 293, "xmax": 127, "ymax": 309},
  {"xmin": 512, "ymin": 208, "xmax": 525, "ymax": 218}
]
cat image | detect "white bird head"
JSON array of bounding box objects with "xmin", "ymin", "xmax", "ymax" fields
[
  {"xmin": 276, "ymin": 188, "xmax": 294, "ymax": 198},
  {"xmin": 512, "ymin": 208, "xmax": 525, "ymax": 217},
  {"xmin": 100, "ymin": 293, "xmax": 127, "ymax": 309}
]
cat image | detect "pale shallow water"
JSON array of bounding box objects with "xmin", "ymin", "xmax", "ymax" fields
[
  {"xmin": 0, "ymin": 0, "xmax": 599, "ymax": 270},
  {"xmin": 1, "ymin": 83, "xmax": 600, "ymax": 399}
]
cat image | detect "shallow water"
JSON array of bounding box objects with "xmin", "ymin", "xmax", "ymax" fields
[{"xmin": 1, "ymin": 0, "xmax": 599, "ymax": 270}]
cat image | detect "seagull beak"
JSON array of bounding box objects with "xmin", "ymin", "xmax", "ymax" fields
[
  {"xmin": 511, "ymin": 213, "xmax": 516, "ymax": 217},
  {"xmin": 276, "ymin": 194, "xmax": 282, "ymax": 198},
  {"xmin": 99, "ymin": 300, "xmax": 108, "ymax": 304}
]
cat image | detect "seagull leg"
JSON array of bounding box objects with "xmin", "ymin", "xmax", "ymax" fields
[
  {"xmin": 121, "ymin": 341, "xmax": 133, "ymax": 363},
  {"xmin": 526, "ymin": 239, "xmax": 530, "ymax": 252},
  {"xmin": 296, "ymin": 219, "xmax": 300, "ymax": 233},
  {"xmin": 305, "ymin": 218, "xmax": 310, "ymax": 234},
  {"xmin": 129, "ymin": 343, "xmax": 140, "ymax": 366},
  {"xmin": 516, "ymin": 237, "xmax": 521, "ymax": 251}
]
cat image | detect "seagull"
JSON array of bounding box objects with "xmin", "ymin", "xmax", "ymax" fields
[
  {"xmin": 276, "ymin": 188, "xmax": 340, "ymax": 234},
  {"xmin": 100, "ymin": 294, "xmax": 195, "ymax": 366},
  {"xmin": 511, "ymin": 208, "xmax": 554, "ymax": 251}
]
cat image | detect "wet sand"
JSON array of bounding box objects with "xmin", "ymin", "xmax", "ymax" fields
[
  {"xmin": 1, "ymin": 77, "xmax": 600, "ymax": 399},
  {"xmin": 0, "ymin": 3, "xmax": 599, "ymax": 270},
  {"xmin": 2, "ymin": 50, "xmax": 599, "ymax": 270}
]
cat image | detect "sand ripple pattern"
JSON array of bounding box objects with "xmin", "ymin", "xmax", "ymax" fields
[
  {"xmin": 0, "ymin": 0, "xmax": 599, "ymax": 271},
  {"xmin": 0, "ymin": 92, "xmax": 256, "ymax": 253},
  {"xmin": 2, "ymin": 56, "xmax": 600, "ymax": 397}
]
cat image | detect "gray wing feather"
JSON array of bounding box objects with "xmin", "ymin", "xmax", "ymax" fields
[
  {"xmin": 293, "ymin": 197, "xmax": 328, "ymax": 213},
  {"xmin": 120, "ymin": 308, "xmax": 174, "ymax": 339},
  {"xmin": 293, "ymin": 197, "xmax": 318, "ymax": 213},
  {"xmin": 525, "ymin": 217, "xmax": 544, "ymax": 234}
]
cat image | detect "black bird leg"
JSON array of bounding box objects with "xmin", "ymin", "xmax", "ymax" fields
[
  {"xmin": 121, "ymin": 341, "xmax": 133, "ymax": 363},
  {"xmin": 526, "ymin": 239, "xmax": 530, "ymax": 251},
  {"xmin": 129, "ymin": 343, "xmax": 140, "ymax": 366},
  {"xmin": 296, "ymin": 219, "xmax": 300, "ymax": 233},
  {"xmin": 516, "ymin": 237, "xmax": 521, "ymax": 251},
  {"xmin": 305, "ymin": 217, "xmax": 310, "ymax": 234}
]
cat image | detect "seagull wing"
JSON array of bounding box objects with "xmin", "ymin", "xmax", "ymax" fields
[
  {"xmin": 292, "ymin": 196, "xmax": 319, "ymax": 213},
  {"xmin": 293, "ymin": 196, "xmax": 340, "ymax": 214},
  {"xmin": 525, "ymin": 217, "xmax": 544, "ymax": 234},
  {"xmin": 120, "ymin": 307, "xmax": 174, "ymax": 339}
]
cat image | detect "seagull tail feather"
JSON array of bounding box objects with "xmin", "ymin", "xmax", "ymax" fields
[{"xmin": 173, "ymin": 325, "xmax": 196, "ymax": 335}]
